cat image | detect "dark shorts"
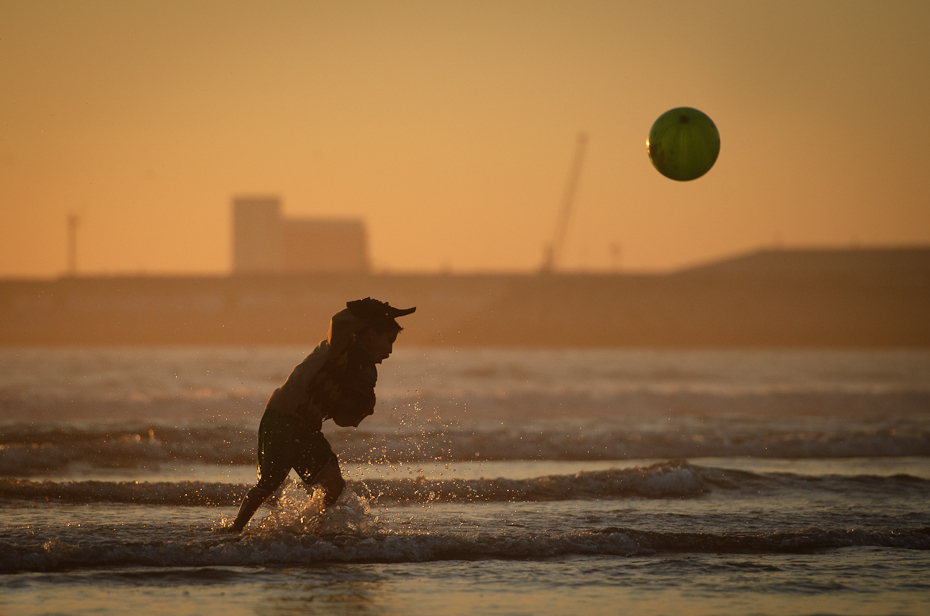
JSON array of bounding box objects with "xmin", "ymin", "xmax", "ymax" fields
[{"xmin": 255, "ymin": 409, "xmax": 338, "ymax": 492}]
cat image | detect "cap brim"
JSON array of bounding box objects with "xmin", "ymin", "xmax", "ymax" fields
[{"xmin": 388, "ymin": 306, "xmax": 416, "ymax": 318}]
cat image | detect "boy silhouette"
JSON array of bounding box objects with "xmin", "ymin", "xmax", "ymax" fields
[{"xmin": 224, "ymin": 297, "xmax": 414, "ymax": 532}]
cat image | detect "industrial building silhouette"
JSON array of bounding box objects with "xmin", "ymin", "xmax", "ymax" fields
[{"xmin": 232, "ymin": 196, "xmax": 369, "ymax": 274}]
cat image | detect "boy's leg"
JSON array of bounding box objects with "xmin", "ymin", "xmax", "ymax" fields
[
  {"xmin": 223, "ymin": 410, "xmax": 293, "ymax": 532},
  {"xmin": 225, "ymin": 486, "xmax": 275, "ymax": 532},
  {"xmin": 294, "ymin": 432, "xmax": 345, "ymax": 506}
]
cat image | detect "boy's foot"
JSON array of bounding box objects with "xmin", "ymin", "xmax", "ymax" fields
[{"xmin": 218, "ymin": 524, "xmax": 243, "ymax": 534}]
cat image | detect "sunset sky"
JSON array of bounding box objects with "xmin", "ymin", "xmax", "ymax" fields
[{"xmin": 2, "ymin": 0, "xmax": 929, "ymax": 277}]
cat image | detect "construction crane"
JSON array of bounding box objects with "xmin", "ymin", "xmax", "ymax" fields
[
  {"xmin": 67, "ymin": 212, "xmax": 80, "ymax": 277},
  {"xmin": 540, "ymin": 131, "xmax": 588, "ymax": 273}
]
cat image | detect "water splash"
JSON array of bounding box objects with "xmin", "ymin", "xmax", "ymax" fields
[{"xmin": 256, "ymin": 479, "xmax": 379, "ymax": 536}]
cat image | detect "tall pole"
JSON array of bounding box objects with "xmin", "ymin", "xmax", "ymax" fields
[{"xmin": 67, "ymin": 213, "xmax": 79, "ymax": 276}]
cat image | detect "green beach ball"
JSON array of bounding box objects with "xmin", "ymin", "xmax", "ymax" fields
[{"xmin": 647, "ymin": 107, "xmax": 720, "ymax": 181}]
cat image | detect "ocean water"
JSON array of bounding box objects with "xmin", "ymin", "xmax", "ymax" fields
[{"xmin": 1, "ymin": 347, "xmax": 929, "ymax": 615}]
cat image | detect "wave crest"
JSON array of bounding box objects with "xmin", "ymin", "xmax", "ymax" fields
[{"xmin": 4, "ymin": 524, "xmax": 929, "ymax": 573}]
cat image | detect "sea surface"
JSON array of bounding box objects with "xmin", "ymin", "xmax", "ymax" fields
[{"xmin": 1, "ymin": 347, "xmax": 929, "ymax": 615}]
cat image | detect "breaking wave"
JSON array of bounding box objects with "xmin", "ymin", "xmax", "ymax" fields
[{"xmin": 3, "ymin": 461, "xmax": 928, "ymax": 506}]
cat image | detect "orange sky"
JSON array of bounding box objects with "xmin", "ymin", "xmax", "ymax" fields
[{"xmin": 2, "ymin": 0, "xmax": 929, "ymax": 277}]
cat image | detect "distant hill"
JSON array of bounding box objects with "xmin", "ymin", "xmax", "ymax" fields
[
  {"xmin": 678, "ymin": 247, "xmax": 930, "ymax": 281},
  {"xmin": 1, "ymin": 247, "xmax": 928, "ymax": 347}
]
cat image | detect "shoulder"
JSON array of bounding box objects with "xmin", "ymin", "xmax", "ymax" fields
[{"xmin": 297, "ymin": 339, "xmax": 332, "ymax": 374}]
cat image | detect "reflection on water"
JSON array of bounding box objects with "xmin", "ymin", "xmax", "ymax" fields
[
  {"xmin": 261, "ymin": 566, "xmax": 389, "ymax": 615},
  {"xmin": 7, "ymin": 553, "xmax": 929, "ymax": 616}
]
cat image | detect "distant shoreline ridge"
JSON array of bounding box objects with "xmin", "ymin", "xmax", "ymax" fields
[{"xmin": 2, "ymin": 247, "xmax": 928, "ymax": 347}]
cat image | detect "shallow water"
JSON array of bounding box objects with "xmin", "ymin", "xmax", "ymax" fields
[{"xmin": 1, "ymin": 348, "xmax": 929, "ymax": 615}]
